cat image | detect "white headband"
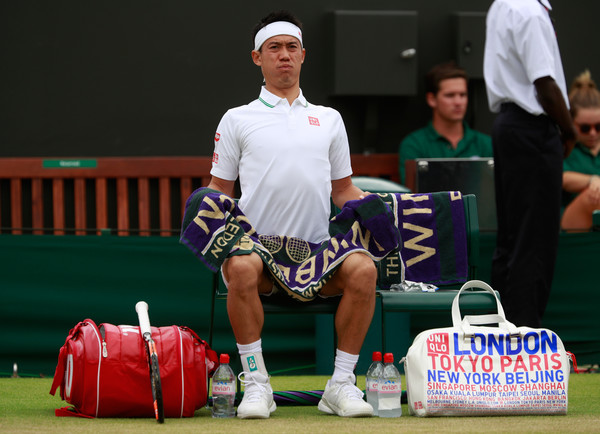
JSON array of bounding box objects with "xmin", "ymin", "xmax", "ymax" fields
[{"xmin": 254, "ymin": 21, "xmax": 303, "ymax": 51}]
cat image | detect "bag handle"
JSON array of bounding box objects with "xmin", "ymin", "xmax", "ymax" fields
[
  {"xmin": 451, "ymin": 280, "xmax": 518, "ymax": 336},
  {"xmin": 461, "ymin": 314, "xmax": 519, "ymax": 336}
]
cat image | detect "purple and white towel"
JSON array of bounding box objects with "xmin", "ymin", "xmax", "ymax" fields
[{"xmin": 180, "ymin": 188, "xmax": 401, "ymax": 301}]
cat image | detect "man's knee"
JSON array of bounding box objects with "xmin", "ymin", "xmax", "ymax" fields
[
  {"xmin": 342, "ymin": 254, "xmax": 377, "ymax": 297},
  {"xmin": 352, "ymin": 252, "xmax": 377, "ymax": 275},
  {"xmin": 354, "ymin": 256, "xmax": 378, "ymax": 283},
  {"xmin": 223, "ymin": 254, "xmax": 272, "ymax": 294},
  {"xmin": 224, "ymin": 254, "xmax": 256, "ymax": 275},
  {"xmin": 224, "ymin": 255, "xmax": 260, "ymax": 287}
]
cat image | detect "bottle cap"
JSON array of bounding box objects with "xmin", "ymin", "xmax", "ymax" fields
[
  {"xmin": 219, "ymin": 353, "xmax": 230, "ymax": 364},
  {"xmin": 372, "ymin": 351, "xmax": 382, "ymax": 362},
  {"xmin": 383, "ymin": 353, "xmax": 394, "ymax": 364}
]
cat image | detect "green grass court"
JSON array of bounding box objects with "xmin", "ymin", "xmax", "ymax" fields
[{"xmin": 2, "ymin": 374, "xmax": 599, "ymax": 433}]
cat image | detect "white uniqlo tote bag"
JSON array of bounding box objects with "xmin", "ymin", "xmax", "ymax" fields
[{"xmin": 403, "ymin": 280, "xmax": 573, "ymax": 416}]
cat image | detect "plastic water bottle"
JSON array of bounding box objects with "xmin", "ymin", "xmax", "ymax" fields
[
  {"xmin": 365, "ymin": 351, "xmax": 384, "ymax": 415},
  {"xmin": 211, "ymin": 353, "xmax": 236, "ymax": 418},
  {"xmin": 378, "ymin": 353, "xmax": 402, "ymax": 417}
]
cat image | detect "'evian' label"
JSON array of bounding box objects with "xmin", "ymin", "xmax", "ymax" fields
[
  {"xmin": 212, "ymin": 382, "xmax": 235, "ymax": 395},
  {"xmin": 379, "ymin": 380, "xmax": 401, "ymax": 394}
]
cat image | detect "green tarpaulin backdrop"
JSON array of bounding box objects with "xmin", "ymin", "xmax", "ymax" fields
[{"xmin": 0, "ymin": 232, "xmax": 598, "ymax": 377}]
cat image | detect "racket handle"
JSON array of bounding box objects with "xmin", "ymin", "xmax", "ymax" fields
[{"xmin": 135, "ymin": 301, "xmax": 152, "ymax": 337}]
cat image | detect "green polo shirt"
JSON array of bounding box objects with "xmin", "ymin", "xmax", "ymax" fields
[
  {"xmin": 398, "ymin": 122, "xmax": 493, "ymax": 184},
  {"xmin": 563, "ymin": 142, "xmax": 600, "ymax": 203},
  {"xmin": 564, "ymin": 142, "xmax": 600, "ymax": 174}
]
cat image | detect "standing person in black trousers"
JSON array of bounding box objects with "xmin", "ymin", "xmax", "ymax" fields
[{"xmin": 483, "ymin": 0, "xmax": 576, "ymax": 327}]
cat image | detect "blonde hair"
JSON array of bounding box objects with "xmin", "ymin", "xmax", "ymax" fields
[{"xmin": 569, "ymin": 70, "xmax": 600, "ymax": 117}]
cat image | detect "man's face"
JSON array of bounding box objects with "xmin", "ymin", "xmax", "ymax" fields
[
  {"xmin": 252, "ymin": 35, "xmax": 305, "ymax": 92},
  {"xmin": 427, "ymin": 77, "xmax": 468, "ymax": 123}
]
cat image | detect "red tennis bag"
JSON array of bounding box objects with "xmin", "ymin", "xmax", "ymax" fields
[{"xmin": 50, "ymin": 319, "xmax": 219, "ymax": 418}]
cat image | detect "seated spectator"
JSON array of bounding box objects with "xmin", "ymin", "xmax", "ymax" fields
[
  {"xmin": 398, "ymin": 61, "xmax": 492, "ymax": 184},
  {"xmin": 561, "ymin": 70, "xmax": 600, "ymax": 231}
]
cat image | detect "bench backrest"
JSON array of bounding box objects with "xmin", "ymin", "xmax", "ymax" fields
[
  {"xmin": 0, "ymin": 154, "xmax": 400, "ymax": 236},
  {"xmin": 0, "ymin": 157, "xmax": 212, "ymax": 235}
]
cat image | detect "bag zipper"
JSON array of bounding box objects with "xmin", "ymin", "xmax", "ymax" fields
[{"xmin": 99, "ymin": 325, "xmax": 108, "ymax": 358}]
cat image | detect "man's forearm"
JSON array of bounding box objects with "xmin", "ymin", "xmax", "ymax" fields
[{"xmin": 534, "ymin": 76, "xmax": 576, "ymax": 142}]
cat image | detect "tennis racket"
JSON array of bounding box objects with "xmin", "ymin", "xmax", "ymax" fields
[{"xmin": 135, "ymin": 301, "xmax": 165, "ymax": 423}]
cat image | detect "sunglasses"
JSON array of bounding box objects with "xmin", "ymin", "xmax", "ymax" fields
[{"xmin": 577, "ymin": 123, "xmax": 600, "ymax": 134}]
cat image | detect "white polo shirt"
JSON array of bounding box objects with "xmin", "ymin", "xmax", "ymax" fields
[
  {"xmin": 211, "ymin": 87, "xmax": 352, "ymax": 244},
  {"xmin": 484, "ymin": 0, "xmax": 568, "ymax": 115}
]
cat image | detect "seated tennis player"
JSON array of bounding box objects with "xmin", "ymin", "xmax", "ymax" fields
[{"xmin": 201, "ymin": 10, "xmax": 393, "ymax": 419}]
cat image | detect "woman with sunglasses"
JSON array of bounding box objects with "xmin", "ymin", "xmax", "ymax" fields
[{"xmin": 562, "ymin": 70, "xmax": 600, "ymax": 231}]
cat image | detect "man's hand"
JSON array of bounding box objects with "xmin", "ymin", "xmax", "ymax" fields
[{"xmin": 562, "ymin": 136, "xmax": 576, "ymax": 158}]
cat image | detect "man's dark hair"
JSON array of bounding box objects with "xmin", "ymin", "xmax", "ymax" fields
[
  {"xmin": 252, "ymin": 10, "xmax": 303, "ymax": 48},
  {"xmin": 425, "ymin": 61, "xmax": 468, "ymax": 95}
]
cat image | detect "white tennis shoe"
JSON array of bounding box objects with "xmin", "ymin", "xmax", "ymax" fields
[
  {"xmin": 236, "ymin": 371, "xmax": 276, "ymax": 419},
  {"xmin": 318, "ymin": 374, "xmax": 374, "ymax": 417}
]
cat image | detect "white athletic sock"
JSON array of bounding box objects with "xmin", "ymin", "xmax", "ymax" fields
[
  {"xmin": 331, "ymin": 349, "xmax": 359, "ymax": 383},
  {"xmin": 237, "ymin": 339, "xmax": 262, "ymax": 355},
  {"xmin": 237, "ymin": 339, "xmax": 268, "ymax": 377}
]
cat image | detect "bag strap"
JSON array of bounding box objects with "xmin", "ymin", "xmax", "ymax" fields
[
  {"xmin": 49, "ymin": 320, "xmax": 94, "ymax": 397},
  {"xmin": 179, "ymin": 326, "xmax": 219, "ymax": 374},
  {"xmin": 49, "ymin": 345, "xmax": 68, "ymax": 397},
  {"xmin": 55, "ymin": 406, "xmax": 95, "ymax": 418},
  {"xmin": 567, "ymin": 351, "xmax": 579, "ymax": 374},
  {"xmin": 451, "ymin": 280, "xmax": 518, "ymax": 336}
]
